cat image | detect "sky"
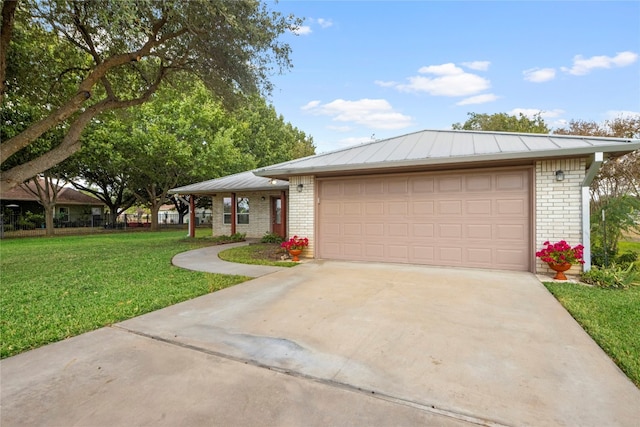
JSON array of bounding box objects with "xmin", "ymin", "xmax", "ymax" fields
[{"xmin": 266, "ymin": 1, "xmax": 640, "ymax": 153}]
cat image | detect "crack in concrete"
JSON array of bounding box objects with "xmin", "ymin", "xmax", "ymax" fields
[{"xmin": 113, "ymin": 324, "xmax": 513, "ymax": 427}]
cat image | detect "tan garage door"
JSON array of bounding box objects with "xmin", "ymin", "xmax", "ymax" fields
[{"xmin": 317, "ymin": 169, "xmax": 531, "ymax": 271}]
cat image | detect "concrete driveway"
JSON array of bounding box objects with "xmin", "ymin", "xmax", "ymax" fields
[{"xmin": 1, "ymin": 261, "xmax": 639, "ymax": 426}]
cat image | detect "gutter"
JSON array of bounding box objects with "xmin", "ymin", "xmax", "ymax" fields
[{"xmin": 581, "ymin": 152, "xmax": 604, "ymax": 271}]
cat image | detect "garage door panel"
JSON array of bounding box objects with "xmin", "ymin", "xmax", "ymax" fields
[
  {"xmin": 466, "ymin": 200, "xmax": 492, "ymax": 215},
  {"xmin": 496, "ymin": 199, "xmax": 526, "ymax": 215},
  {"xmin": 389, "ymin": 202, "xmax": 408, "ymax": 215},
  {"xmin": 343, "ymin": 223, "xmax": 362, "ymax": 237},
  {"xmin": 365, "ymin": 223, "xmax": 384, "ymax": 236},
  {"xmin": 388, "ymin": 178, "xmax": 409, "ymax": 194},
  {"xmin": 467, "ymin": 224, "xmax": 493, "ymax": 239},
  {"xmin": 343, "ymin": 203, "xmax": 362, "ymax": 216},
  {"xmin": 466, "ymin": 175, "xmax": 492, "ymax": 191},
  {"xmin": 438, "ymin": 200, "xmax": 462, "ymax": 215},
  {"xmin": 412, "ymin": 246, "xmax": 435, "ymax": 262},
  {"xmin": 388, "ymin": 223, "xmax": 409, "ymax": 237},
  {"xmin": 365, "ymin": 202, "xmax": 384, "ymax": 215},
  {"xmin": 365, "ymin": 180, "xmax": 384, "ymax": 195},
  {"xmin": 411, "ymin": 177, "xmax": 434, "ymax": 193},
  {"xmin": 438, "ymin": 224, "xmax": 462, "ymax": 239},
  {"xmin": 321, "ymin": 201, "xmax": 342, "ymax": 216},
  {"xmin": 318, "ymin": 169, "xmax": 531, "ymax": 271},
  {"xmin": 412, "ymin": 201, "xmax": 434, "ymax": 215},
  {"xmin": 412, "ymin": 223, "xmax": 434, "ymax": 237},
  {"xmin": 439, "ymin": 177, "xmax": 463, "ymax": 192},
  {"xmin": 496, "ymin": 173, "xmax": 526, "ymax": 190},
  {"xmin": 467, "ymin": 248, "xmax": 492, "ymax": 264},
  {"xmin": 440, "ymin": 247, "xmax": 463, "ymax": 263},
  {"xmin": 497, "ymin": 224, "xmax": 526, "ymax": 240}
]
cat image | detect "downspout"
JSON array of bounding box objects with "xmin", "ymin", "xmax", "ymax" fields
[{"xmin": 581, "ymin": 152, "xmax": 604, "ymax": 271}]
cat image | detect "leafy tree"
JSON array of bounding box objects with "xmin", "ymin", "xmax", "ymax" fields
[
  {"xmin": 65, "ymin": 111, "xmax": 137, "ymax": 226},
  {"xmin": 452, "ymin": 112, "xmax": 550, "ymax": 133},
  {"xmin": 1, "ymin": 0, "xmax": 301, "ymax": 192},
  {"xmin": 554, "ymin": 116, "xmax": 640, "ymax": 258},
  {"xmin": 232, "ymin": 96, "xmax": 315, "ymax": 167}
]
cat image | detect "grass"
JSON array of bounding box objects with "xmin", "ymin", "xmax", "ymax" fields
[
  {"xmin": 218, "ymin": 243, "xmax": 299, "ymax": 267},
  {"xmin": 544, "ymin": 282, "xmax": 640, "ymax": 387},
  {"xmin": 0, "ymin": 230, "xmax": 250, "ymax": 358},
  {"xmin": 543, "ymin": 240, "xmax": 640, "ymax": 388}
]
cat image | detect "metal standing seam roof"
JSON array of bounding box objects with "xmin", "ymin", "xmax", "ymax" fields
[
  {"xmin": 169, "ymin": 170, "xmax": 289, "ymax": 195},
  {"xmin": 253, "ymin": 129, "xmax": 640, "ymax": 178}
]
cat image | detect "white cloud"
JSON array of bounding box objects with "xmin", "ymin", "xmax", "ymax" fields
[
  {"xmin": 523, "ymin": 67, "xmax": 556, "ymax": 83},
  {"xmin": 561, "ymin": 51, "xmax": 638, "ymax": 76},
  {"xmin": 456, "ymin": 93, "xmax": 499, "ymax": 105},
  {"xmin": 316, "ymin": 18, "xmax": 333, "ymax": 28},
  {"xmin": 461, "ymin": 61, "xmax": 491, "ymax": 71},
  {"xmin": 292, "ymin": 25, "xmax": 312, "ymax": 36},
  {"xmin": 302, "ymin": 98, "xmax": 413, "ymax": 130},
  {"xmin": 374, "ymin": 80, "xmax": 398, "ymax": 88},
  {"xmin": 390, "ymin": 63, "xmax": 491, "ymax": 97},
  {"xmin": 508, "ymin": 108, "xmax": 565, "ymax": 119}
]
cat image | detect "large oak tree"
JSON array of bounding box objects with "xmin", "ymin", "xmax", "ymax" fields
[{"xmin": 0, "ymin": 0, "xmax": 301, "ymax": 192}]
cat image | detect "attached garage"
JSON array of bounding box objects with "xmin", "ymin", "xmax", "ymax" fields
[{"xmin": 317, "ymin": 168, "xmax": 531, "ymax": 271}]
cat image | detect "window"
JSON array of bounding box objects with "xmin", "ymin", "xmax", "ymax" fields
[
  {"xmin": 237, "ymin": 197, "xmax": 249, "ymax": 224},
  {"xmin": 223, "ymin": 197, "xmax": 232, "ymax": 224},
  {"xmin": 222, "ymin": 197, "xmax": 250, "ymax": 224},
  {"xmin": 58, "ymin": 207, "xmax": 69, "ymax": 222}
]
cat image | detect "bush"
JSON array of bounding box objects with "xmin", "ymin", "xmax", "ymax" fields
[
  {"xmin": 229, "ymin": 232, "xmax": 246, "ymax": 242},
  {"xmin": 260, "ymin": 232, "xmax": 284, "ymax": 244},
  {"xmin": 581, "ymin": 264, "xmax": 639, "ymax": 290}
]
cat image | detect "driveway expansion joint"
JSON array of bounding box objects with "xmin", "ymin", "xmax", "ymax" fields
[{"xmin": 112, "ymin": 324, "xmax": 512, "ymax": 427}]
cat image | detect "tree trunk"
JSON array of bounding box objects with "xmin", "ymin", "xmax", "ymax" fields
[{"xmin": 43, "ymin": 203, "xmax": 55, "ymax": 237}]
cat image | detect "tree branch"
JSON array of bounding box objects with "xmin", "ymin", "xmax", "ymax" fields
[{"xmin": 0, "ymin": 0, "xmax": 18, "ymax": 105}]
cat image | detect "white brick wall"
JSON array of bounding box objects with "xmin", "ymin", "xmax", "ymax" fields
[
  {"xmin": 535, "ymin": 159, "xmax": 586, "ymax": 275},
  {"xmin": 209, "ymin": 191, "xmax": 284, "ymax": 238},
  {"xmin": 288, "ymin": 176, "xmax": 315, "ymax": 258}
]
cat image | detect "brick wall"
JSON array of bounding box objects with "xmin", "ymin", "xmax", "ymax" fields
[
  {"xmin": 288, "ymin": 175, "xmax": 315, "ymax": 257},
  {"xmin": 535, "ymin": 159, "xmax": 586, "ymax": 275},
  {"xmin": 209, "ymin": 191, "xmax": 283, "ymax": 238}
]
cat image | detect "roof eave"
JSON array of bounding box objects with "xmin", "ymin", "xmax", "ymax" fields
[{"xmin": 254, "ymin": 144, "xmax": 640, "ymax": 178}]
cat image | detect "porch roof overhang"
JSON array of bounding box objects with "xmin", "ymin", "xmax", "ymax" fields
[
  {"xmin": 169, "ymin": 170, "xmax": 289, "ymax": 196},
  {"xmin": 253, "ymin": 129, "xmax": 640, "ymax": 179}
]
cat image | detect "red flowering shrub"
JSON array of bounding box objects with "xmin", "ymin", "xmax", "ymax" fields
[
  {"xmin": 281, "ymin": 235, "xmax": 309, "ymax": 251},
  {"xmin": 536, "ymin": 240, "xmax": 585, "ymax": 265}
]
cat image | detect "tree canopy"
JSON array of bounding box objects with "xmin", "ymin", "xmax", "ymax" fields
[
  {"xmin": 0, "ymin": 0, "xmax": 301, "ymax": 192},
  {"xmin": 452, "ymin": 112, "xmax": 550, "ymax": 134}
]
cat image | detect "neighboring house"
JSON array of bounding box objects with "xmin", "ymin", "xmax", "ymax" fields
[
  {"xmin": 0, "ymin": 182, "xmax": 106, "ymax": 228},
  {"xmin": 158, "ymin": 204, "xmax": 213, "ymax": 225},
  {"xmin": 170, "ymin": 129, "xmax": 640, "ymax": 275}
]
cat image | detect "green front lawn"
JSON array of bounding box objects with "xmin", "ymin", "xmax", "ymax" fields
[
  {"xmin": 544, "ymin": 263, "xmax": 640, "ymax": 387},
  {"xmin": 0, "ymin": 230, "xmax": 250, "ymax": 358},
  {"xmin": 218, "ymin": 243, "xmax": 298, "ymax": 267}
]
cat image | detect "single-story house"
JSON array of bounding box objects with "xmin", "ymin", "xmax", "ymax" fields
[
  {"xmin": 170, "ymin": 129, "xmax": 640, "ymax": 275},
  {"xmin": 0, "ymin": 180, "xmax": 106, "ymax": 228}
]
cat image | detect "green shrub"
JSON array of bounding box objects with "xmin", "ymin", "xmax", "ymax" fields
[
  {"xmin": 616, "ymin": 251, "xmax": 638, "ymax": 267},
  {"xmin": 260, "ymin": 232, "xmax": 284, "ymax": 244},
  {"xmin": 581, "ymin": 264, "xmax": 639, "ymax": 290},
  {"xmin": 229, "ymin": 232, "xmax": 246, "ymax": 241}
]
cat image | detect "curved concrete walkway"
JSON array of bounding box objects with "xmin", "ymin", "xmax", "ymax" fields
[{"xmin": 171, "ymin": 241, "xmax": 287, "ymax": 277}]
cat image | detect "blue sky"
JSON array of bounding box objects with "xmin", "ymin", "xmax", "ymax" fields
[{"xmin": 267, "ymin": 1, "xmax": 640, "ymax": 153}]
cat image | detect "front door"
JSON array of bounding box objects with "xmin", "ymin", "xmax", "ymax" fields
[{"xmin": 271, "ymin": 197, "xmax": 284, "ymax": 237}]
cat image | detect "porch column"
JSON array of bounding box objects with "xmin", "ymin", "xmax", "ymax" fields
[
  {"xmin": 189, "ymin": 195, "xmax": 196, "ymax": 238},
  {"xmin": 280, "ymin": 190, "xmax": 287, "ymax": 237},
  {"xmin": 231, "ymin": 192, "xmax": 237, "ymax": 235}
]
